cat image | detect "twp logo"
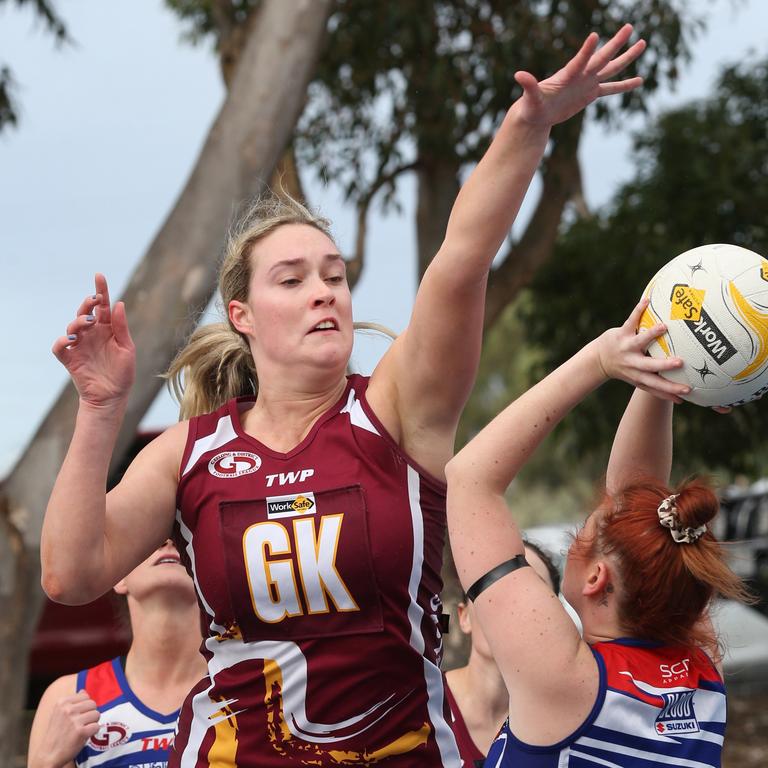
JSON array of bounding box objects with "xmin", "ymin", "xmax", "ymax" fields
[{"xmin": 265, "ymin": 468, "xmax": 315, "ymax": 487}]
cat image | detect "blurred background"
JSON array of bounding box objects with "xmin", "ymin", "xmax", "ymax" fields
[{"xmin": 2, "ymin": 1, "xmax": 767, "ymax": 766}]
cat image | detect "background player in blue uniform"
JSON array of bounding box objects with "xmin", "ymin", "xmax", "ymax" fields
[
  {"xmin": 446, "ymin": 299, "xmax": 753, "ymax": 767},
  {"xmin": 28, "ymin": 541, "xmax": 205, "ymax": 768}
]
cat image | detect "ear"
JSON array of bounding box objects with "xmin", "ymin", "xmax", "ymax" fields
[
  {"xmin": 229, "ymin": 299, "xmax": 252, "ymax": 336},
  {"xmin": 582, "ymin": 560, "xmax": 611, "ymax": 598},
  {"xmin": 457, "ymin": 602, "xmax": 472, "ymax": 635}
]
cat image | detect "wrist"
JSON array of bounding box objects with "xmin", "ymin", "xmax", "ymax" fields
[
  {"xmin": 584, "ymin": 336, "xmax": 611, "ymax": 382},
  {"xmin": 78, "ymin": 397, "xmax": 128, "ymax": 420},
  {"xmin": 501, "ymin": 104, "xmax": 552, "ymax": 145},
  {"xmin": 76, "ymin": 398, "xmax": 128, "ymax": 438}
]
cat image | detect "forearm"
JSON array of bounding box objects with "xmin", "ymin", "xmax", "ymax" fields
[
  {"xmin": 447, "ymin": 338, "xmax": 606, "ymax": 591},
  {"xmin": 440, "ymin": 107, "xmax": 549, "ymax": 274},
  {"xmin": 41, "ymin": 400, "xmax": 126, "ymax": 603},
  {"xmin": 448, "ymin": 338, "xmax": 606, "ymax": 495},
  {"xmin": 606, "ymin": 389, "xmax": 673, "ymax": 493}
]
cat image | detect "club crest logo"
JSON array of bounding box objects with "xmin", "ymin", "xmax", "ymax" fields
[
  {"xmin": 89, "ymin": 722, "xmax": 130, "ymax": 751},
  {"xmin": 208, "ymin": 451, "xmax": 262, "ymax": 478},
  {"xmin": 655, "ymin": 690, "xmax": 700, "ymax": 735}
]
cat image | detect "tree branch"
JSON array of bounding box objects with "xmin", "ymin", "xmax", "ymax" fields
[
  {"xmin": 346, "ymin": 160, "xmax": 419, "ymax": 288},
  {"xmin": 484, "ymin": 114, "xmax": 585, "ymax": 332}
]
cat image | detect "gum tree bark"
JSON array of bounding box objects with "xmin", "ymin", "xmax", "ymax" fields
[{"xmin": 0, "ymin": 0, "xmax": 332, "ymax": 762}]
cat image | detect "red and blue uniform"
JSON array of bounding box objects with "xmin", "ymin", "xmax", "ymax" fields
[
  {"xmin": 170, "ymin": 375, "xmax": 460, "ymax": 767},
  {"xmin": 485, "ymin": 638, "xmax": 726, "ymax": 767},
  {"xmin": 75, "ymin": 657, "xmax": 179, "ymax": 768}
]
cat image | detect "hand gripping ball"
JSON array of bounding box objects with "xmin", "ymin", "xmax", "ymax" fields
[{"xmin": 639, "ymin": 244, "xmax": 768, "ymax": 407}]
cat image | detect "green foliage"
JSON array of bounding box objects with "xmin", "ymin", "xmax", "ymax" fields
[
  {"xmin": 296, "ymin": 0, "xmax": 701, "ymax": 206},
  {"xmin": 0, "ymin": 0, "xmax": 70, "ymax": 132},
  {"xmin": 519, "ymin": 56, "xmax": 768, "ymax": 479},
  {"xmin": 164, "ymin": 0, "xmax": 703, "ymax": 208},
  {"xmin": 0, "ymin": 66, "xmax": 17, "ymax": 131},
  {"xmin": 164, "ymin": 0, "xmax": 259, "ymax": 46}
]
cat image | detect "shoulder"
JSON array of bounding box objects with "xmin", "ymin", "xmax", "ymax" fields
[
  {"xmin": 39, "ymin": 673, "xmax": 79, "ymax": 704},
  {"xmin": 32, "ymin": 673, "xmax": 80, "ymax": 726},
  {"xmin": 153, "ymin": 420, "xmax": 190, "ymax": 452},
  {"xmin": 127, "ymin": 421, "xmax": 189, "ymax": 477}
]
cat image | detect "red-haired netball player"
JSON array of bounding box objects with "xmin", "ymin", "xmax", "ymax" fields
[
  {"xmin": 43, "ymin": 26, "xmax": 647, "ymax": 768},
  {"xmin": 446, "ymin": 300, "xmax": 751, "ymax": 767}
]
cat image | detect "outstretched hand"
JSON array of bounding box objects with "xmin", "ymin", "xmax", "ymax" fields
[
  {"xmin": 596, "ymin": 298, "xmax": 690, "ymax": 403},
  {"xmin": 52, "ymin": 273, "xmax": 136, "ymax": 408},
  {"xmin": 513, "ymin": 24, "xmax": 646, "ymax": 128}
]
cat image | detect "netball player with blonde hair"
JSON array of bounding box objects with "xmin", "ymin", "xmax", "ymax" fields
[
  {"xmin": 446, "ymin": 299, "xmax": 751, "ymax": 767},
  {"xmin": 43, "ymin": 26, "xmax": 648, "ymax": 768}
]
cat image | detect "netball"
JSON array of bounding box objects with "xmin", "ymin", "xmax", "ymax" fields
[{"xmin": 639, "ymin": 243, "xmax": 768, "ymax": 407}]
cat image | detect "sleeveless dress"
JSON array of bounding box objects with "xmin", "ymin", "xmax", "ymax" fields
[
  {"xmin": 444, "ymin": 679, "xmax": 486, "ymax": 768},
  {"xmin": 485, "ymin": 639, "xmax": 726, "ymax": 767},
  {"xmin": 171, "ymin": 375, "xmax": 460, "ymax": 767}
]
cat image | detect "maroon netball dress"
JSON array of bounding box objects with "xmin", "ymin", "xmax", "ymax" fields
[
  {"xmin": 170, "ymin": 375, "xmax": 460, "ymax": 767},
  {"xmin": 444, "ymin": 681, "xmax": 485, "ymax": 768}
]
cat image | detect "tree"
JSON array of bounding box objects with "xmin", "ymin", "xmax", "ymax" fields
[
  {"xmin": 0, "ymin": 0, "xmax": 70, "ymax": 132},
  {"xmin": 0, "ymin": 1, "xmax": 333, "ymax": 761},
  {"xmin": 297, "ymin": 1, "xmax": 703, "ymax": 311},
  {"xmin": 168, "ymin": 0, "xmax": 705, "ymax": 307},
  {"xmin": 514, "ymin": 55, "xmax": 768, "ymax": 479}
]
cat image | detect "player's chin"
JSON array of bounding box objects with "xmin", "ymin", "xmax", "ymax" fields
[{"xmin": 307, "ymin": 333, "xmax": 353, "ymax": 358}]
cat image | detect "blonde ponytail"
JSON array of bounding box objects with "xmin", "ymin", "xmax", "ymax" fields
[{"xmin": 165, "ymin": 323, "xmax": 257, "ymax": 419}]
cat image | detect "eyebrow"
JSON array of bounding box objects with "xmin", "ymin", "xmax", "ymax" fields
[{"xmin": 268, "ymin": 253, "xmax": 344, "ymax": 274}]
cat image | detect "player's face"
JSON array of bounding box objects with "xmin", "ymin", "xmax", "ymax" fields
[
  {"xmin": 232, "ymin": 224, "xmax": 354, "ymax": 380},
  {"xmin": 115, "ymin": 540, "xmax": 196, "ymax": 602}
]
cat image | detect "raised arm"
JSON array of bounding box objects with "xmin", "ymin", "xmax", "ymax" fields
[
  {"xmin": 446, "ymin": 301, "xmax": 686, "ymax": 738},
  {"xmin": 370, "ymin": 25, "xmax": 647, "ymax": 471},
  {"xmin": 606, "ymin": 389, "xmax": 675, "ymax": 493},
  {"xmin": 42, "ymin": 274, "xmax": 182, "ymax": 604}
]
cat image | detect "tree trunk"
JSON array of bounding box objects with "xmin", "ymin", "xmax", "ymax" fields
[
  {"xmin": 0, "ymin": 1, "xmax": 332, "ymax": 762},
  {"xmin": 484, "ymin": 116, "xmax": 584, "ymax": 330},
  {"xmin": 415, "ymin": 157, "xmax": 461, "ymax": 280}
]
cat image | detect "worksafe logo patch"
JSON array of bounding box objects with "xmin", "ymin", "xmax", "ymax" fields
[{"xmin": 266, "ymin": 492, "xmax": 317, "ymax": 519}]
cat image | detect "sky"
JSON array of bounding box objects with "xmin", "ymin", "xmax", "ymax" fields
[{"xmin": 0, "ymin": 0, "xmax": 766, "ymax": 477}]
